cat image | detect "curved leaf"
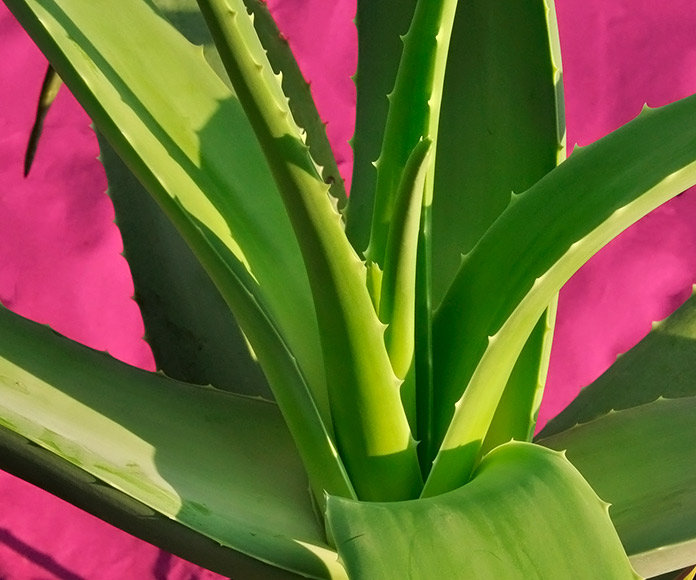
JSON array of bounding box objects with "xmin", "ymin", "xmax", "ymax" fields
[
  {"xmin": 101, "ymin": 135, "xmax": 270, "ymax": 397},
  {"xmin": 0, "ymin": 305, "xmax": 346, "ymax": 579},
  {"xmin": 426, "ymin": 94, "xmax": 696, "ymax": 495},
  {"xmin": 327, "ymin": 442, "xmax": 638, "ymax": 580},
  {"xmin": 241, "ymin": 0, "xmax": 347, "ymax": 205},
  {"xmin": 0, "ymin": 427, "xmax": 308, "ymax": 580},
  {"xmin": 197, "ymin": 0, "xmax": 421, "ymax": 501},
  {"xmin": 538, "ymin": 397, "xmax": 696, "ymax": 578},
  {"xmin": 479, "ymin": 301, "xmax": 557, "ymax": 456},
  {"xmin": 537, "ymin": 290, "xmax": 696, "ymax": 576},
  {"xmin": 4, "ymin": 0, "xmax": 352, "ymax": 499}
]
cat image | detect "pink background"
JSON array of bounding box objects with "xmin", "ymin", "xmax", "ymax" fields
[{"xmin": 1, "ymin": 0, "xmax": 696, "ymax": 577}]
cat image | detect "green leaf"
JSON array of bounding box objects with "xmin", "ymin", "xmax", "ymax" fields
[
  {"xmin": 0, "ymin": 306, "xmax": 345, "ymax": 579},
  {"xmin": 345, "ymin": 0, "xmax": 417, "ymax": 252},
  {"xmin": 196, "ymin": 0, "xmax": 421, "ymax": 500},
  {"xmin": 5, "ymin": 0, "xmax": 351, "ymax": 502},
  {"xmin": 23, "ymin": 64, "xmax": 63, "ymax": 177},
  {"xmin": 479, "ymin": 300, "xmax": 557, "ymax": 456},
  {"xmin": 536, "ymin": 290, "xmax": 696, "ymax": 577},
  {"xmin": 379, "ymin": 138, "xmax": 432, "ymax": 429},
  {"xmin": 539, "ymin": 287, "xmax": 696, "ymax": 438},
  {"xmin": 351, "ymin": 0, "xmax": 463, "ymax": 467},
  {"xmin": 0, "ymin": 425, "xmax": 316, "ymax": 580},
  {"xmin": 366, "ymin": 0, "xmax": 460, "ymax": 268},
  {"xmin": 101, "ymin": 134, "xmax": 270, "ymax": 397},
  {"xmin": 425, "ymin": 95, "xmax": 696, "ymax": 496},
  {"xmin": 427, "ymin": 0, "xmax": 564, "ymax": 462},
  {"xmin": 431, "ymin": 0, "xmax": 564, "ymax": 304},
  {"xmin": 101, "ymin": 0, "xmax": 269, "ymax": 395},
  {"xmin": 327, "ymin": 442, "xmax": 638, "ymax": 580},
  {"xmin": 538, "ymin": 397, "xmax": 696, "ymax": 578},
  {"xmin": 241, "ymin": 0, "xmax": 347, "ymax": 206},
  {"xmin": 379, "ymin": 138, "xmax": 432, "ymax": 377}
]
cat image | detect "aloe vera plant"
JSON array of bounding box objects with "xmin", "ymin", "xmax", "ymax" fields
[{"xmin": 2, "ymin": 0, "xmax": 696, "ymax": 578}]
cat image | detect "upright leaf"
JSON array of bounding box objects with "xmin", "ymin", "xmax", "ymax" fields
[
  {"xmin": 379, "ymin": 139, "xmax": 431, "ymax": 428},
  {"xmin": 345, "ymin": 0, "xmax": 417, "ymax": 252},
  {"xmin": 425, "ymin": 0, "xmax": 564, "ymax": 464},
  {"xmin": 196, "ymin": 0, "xmax": 421, "ymax": 500},
  {"xmin": 432, "ymin": 0, "xmax": 564, "ymax": 304},
  {"xmin": 366, "ymin": 0, "xmax": 460, "ymax": 269}
]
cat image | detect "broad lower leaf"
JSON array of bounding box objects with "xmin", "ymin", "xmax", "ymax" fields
[
  {"xmin": 0, "ymin": 306, "xmax": 345, "ymax": 579},
  {"xmin": 536, "ymin": 290, "xmax": 696, "ymax": 577},
  {"xmin": 0, "ymin": 424, "xmax": 317, "ymax": 580},
  {"xmin": 327, "ymin": 442, "xmax": 638, "ymax": 580},
  {"xmin": 538, "ymin": 397, "xmax": 696, "ymax": 578},
  {"xmin": 426, "ymin": 94, "xmax": 696, "ymax": 496}
]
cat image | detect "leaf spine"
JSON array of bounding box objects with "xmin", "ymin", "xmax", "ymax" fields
[
  {"xmin": 532, "ymin": 270, "xmax": 550, "ymax": 289},
  {"xmin": 568, "ymin": 142, "xmax": 583, "ymax": 156}
]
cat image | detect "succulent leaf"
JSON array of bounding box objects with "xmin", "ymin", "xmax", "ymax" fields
[
  {"xmin": 0, "ymin": 305, "xmax": 345, "ymax": 579},
  {"xmin": 241, "ymin": 0, "xmax": 347, "ymax": 205},
  {"xmin": 366, "ymin": 0, "xmax": 459, "ymax": 269},
  {"xmin": 4, "ymin": 0, "xmax": 352, "ymax": 502},
  {"xmin": 426, "ymin": 94, "xmax": 696, "ymax": 496},
  {"xmin": 23, "ymin": 64, "xmax": 62, "ymax": 177},
  {"xmin": 539, "ymin": 397, "xmax": 696, "ymax": 578},
  {"xmin": 196, "ymin": 0, "xmax": 422, "ymax": 501},
  {"xmin": 101, "ymin": 134, "xmax": 270, "ymax": 397},
  {"xmin": 345, "ymin": 0, "xmax": 417, "ymax": 253},
  {"xmin": 539, "ymin": 285, "xmax": 696, "ymax": 437},
  {"xmin": 424, "ymin": 0, "xmax": 565, "ymax": 464},
  {"xmin": 328, "ymin": 442, "xmax": 639, "ymax": 580}
]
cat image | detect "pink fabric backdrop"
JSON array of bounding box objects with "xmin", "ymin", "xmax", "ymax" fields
[{"xmin": 1, "ymin": 0, "xmax": 695, "ymax": 577}]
